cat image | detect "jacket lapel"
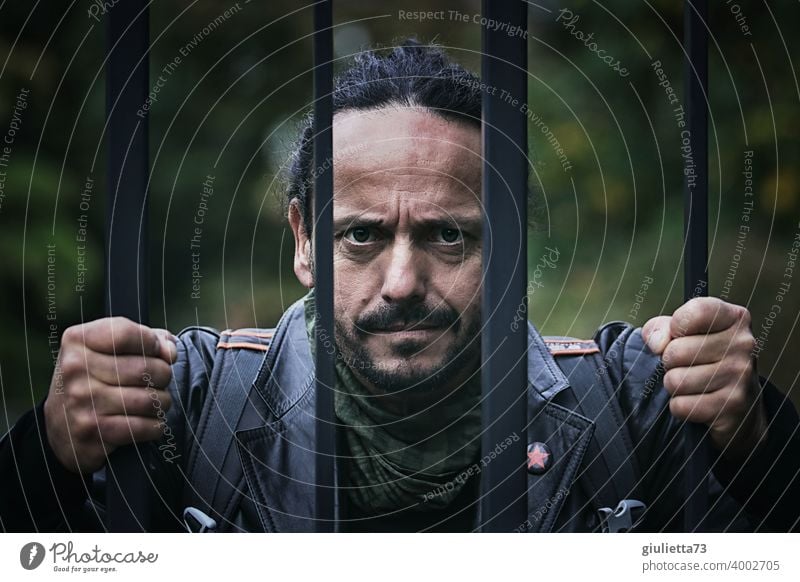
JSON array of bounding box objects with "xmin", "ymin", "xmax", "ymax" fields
[
  {"xmin": 235, "ymin": 300, "xmax": 321, "ymax": 532},
  {"xmin": 236, "ymin": 387, "xmax": 317, "ymax": 532},
  {"xmin": 523, "ymin": 321, "xmax": 594, "ymax": 532}
]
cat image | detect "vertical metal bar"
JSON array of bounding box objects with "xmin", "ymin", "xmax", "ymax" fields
[
  {"xmin": 683, "ymin": 0, "xmax": 709, "ymax": 532},
  {"xmin": 104, "ymin": 0, "xmax": 151, "ymax": 531},
  {"xmin": 480, "ymin": 0, "xmax": 529, "ymax": 531},
  {"xmin": 313, "ymin": 0, "xmax": 337, "ymax": 533}
]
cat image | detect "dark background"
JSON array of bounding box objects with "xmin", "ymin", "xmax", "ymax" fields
[{"xmin": 1, "ymin": 0, "xmax": 798, "ymax": 432}]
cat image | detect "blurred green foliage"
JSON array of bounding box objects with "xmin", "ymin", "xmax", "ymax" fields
[{"xmin": 1, "ymin": 0, "xmax": 798, "ymax": 432}]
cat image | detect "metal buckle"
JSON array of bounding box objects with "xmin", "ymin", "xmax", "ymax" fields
[
  {"xmin": 183, "ymin": 507, "xmax": 218, "ymax": 533},
  {"xmin": 597, "ymin": 499, "xmax": 647, "ymax": 533}
]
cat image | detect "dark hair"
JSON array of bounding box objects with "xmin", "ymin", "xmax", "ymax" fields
[{"xmin": 285, "ymin": 38, "xmax": 483, "ymax": 236}]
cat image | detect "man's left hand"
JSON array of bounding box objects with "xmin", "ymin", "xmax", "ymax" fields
[{"xmin": 642, "ymin": 297, "xmax": 768, "ymax": 461}]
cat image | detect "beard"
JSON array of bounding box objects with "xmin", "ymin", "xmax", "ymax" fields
[{"xmin": 333, "ymin": 300, "xmax": 482, "ymax": 396}]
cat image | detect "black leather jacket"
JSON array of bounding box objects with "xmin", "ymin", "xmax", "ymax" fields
[{"xmin": 2, "ymin": 299, "xmax": 798, "ymax": 532}]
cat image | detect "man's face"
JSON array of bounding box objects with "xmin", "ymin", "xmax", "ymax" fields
[{"xmin": 291, "ymin": 107, "xmax": 483, "ymax": 400}]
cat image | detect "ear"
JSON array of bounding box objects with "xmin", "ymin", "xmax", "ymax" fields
[
  {"xmin": 288, "ymin": 200, "xmax": 314, "ymax": 288},
  {"xmin": 289, "ymin": 199, "xmax": 314, "ymax": 289}
]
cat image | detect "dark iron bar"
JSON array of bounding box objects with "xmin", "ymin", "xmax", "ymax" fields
[
  {"xmin": 683, "ymin": 0, "xmax": 710, "ymax": 532},
  {"xmin": 312, "ymin": 0, "xmax": 337, "ymax": 533},
  {"xmin": 104, "ymin": 0, "xmax": 151, "ymax": 532},
  {"xmin": 480, "ymin": 0, "xmax": 529, "ymax": 531}
]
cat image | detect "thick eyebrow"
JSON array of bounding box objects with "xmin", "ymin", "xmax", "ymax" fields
[
  {"xmin": 332, "ymin": 216, "xmax": 384, "ymax": 232},
  {"xmin": 332, "ymin": 214, "xmax": 483, "ymax": 233},
  {"xmin": 422, "ymin": 217, "xmax": 483, "ymax": 233}
]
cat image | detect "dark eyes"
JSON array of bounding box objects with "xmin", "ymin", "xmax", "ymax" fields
[
  {"xmin": 343, "ymin": 226, "xmax": 464, "ymax": 245},
  {"xmin": 438, "ymin": 228, "xmax": 462, "ymax": 244},
  {"xmin": 345, "ymin": 226, "xmax": 373, "ymax": 243}
]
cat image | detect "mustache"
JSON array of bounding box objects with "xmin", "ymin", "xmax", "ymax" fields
[{"xmin": 354, "ymin": 302, "xmax": 460, "ymax": 333}]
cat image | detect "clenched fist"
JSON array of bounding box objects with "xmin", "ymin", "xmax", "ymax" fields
[
  {"xmin": 642, "ymin": 297, "xmax": 769, "ymax": 462},
  {"xmin": 43, "ymin": 317, "xmax": 178, "ymax": 474}
]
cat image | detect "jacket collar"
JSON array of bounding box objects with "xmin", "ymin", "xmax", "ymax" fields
[{"xmin": 236, "ymin": 300, "xmax": 593, "ymax": 532}]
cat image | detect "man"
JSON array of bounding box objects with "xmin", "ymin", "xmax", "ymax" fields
[{"xmin": 1, "ymin": 41, "xmax": 798, "ymax": 532}]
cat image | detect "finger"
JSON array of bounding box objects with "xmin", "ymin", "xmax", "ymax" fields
[
  {"xmin": 668, "ymin": 387, "xmax": 751, "ymax": 427},
  {"xmin": 664, "ymin": 352, "xmax": 753, "ymax": 398},
  {"xmin": 91, "ymin": 385, "xmax": 173, "ymax": 417},
  {"xmin": 87, "ymin": 352, "xmax": 173, "ymax": 387},
  {"xmin": 662, "ymin": 362, "xmax": 745, "ymax": 397},
  {"xmin": 97, "ymin": 414, "xmax": 166, "ymax": 446},
  {"xmin": 68, "ymin": 317, "xmax": 164, "ymax": 358},
  {"xmin": 668, "ymin": 394, "xmax": 717, "ymax": 425},
  {"xmin": 669, "ymin": 297, "xmax": 747, "ymax": 338},
  {"xmin": 661, "ymin": 328, "xmax": 754, "ymax": 369},
  {"xmin": 642, "ymin": 316, "xmax": 672, "ymax": 354},
  {"xmin": 152, "ymin": 328, "xmax": 179, "ymax": 364}
]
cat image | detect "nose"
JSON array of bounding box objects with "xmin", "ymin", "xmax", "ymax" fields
[{"xmin": 380, "ymin": 241, "xmax": 427, "ymax": 304}]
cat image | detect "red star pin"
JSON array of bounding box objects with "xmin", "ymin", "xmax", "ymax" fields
[{"xmin": 526, "ymin": 443, "xmax": 552, "ymax": 474}]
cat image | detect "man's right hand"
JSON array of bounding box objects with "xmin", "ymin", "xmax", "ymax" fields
[{"xmin": 43, "ymin": 318, "xmax": 178, "ymax": 474}]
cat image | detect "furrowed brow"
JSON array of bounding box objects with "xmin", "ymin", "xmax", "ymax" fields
[
  {"xmin": 332, "ymin": 214, "xmax": 483, "ymax": 233},
  {"xmin": 332, "ymin": 215, "xmax": 383, "ymax": 232},
  {"xmin": 333, "ymin": 214, "xmax": 483, "ymax": 232},
  {"xmin": 421, "ymin": 216, "xmax": 483, "ymax": 232}
]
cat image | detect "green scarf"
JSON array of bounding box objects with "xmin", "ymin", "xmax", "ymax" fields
[{"xmin": 302, "ymin": 290, "xmax": 482, "ymax": 515}]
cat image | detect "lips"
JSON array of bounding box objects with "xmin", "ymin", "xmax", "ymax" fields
[{"xmin": 375, "ymin": 322, "xmax": 443, "ymax": 333}]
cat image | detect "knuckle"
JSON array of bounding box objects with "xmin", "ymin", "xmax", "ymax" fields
[
  {"xmin": 673, "ymin": 306, "xmax": 697, "ymax": 335},
  {"xmin": 61, "ymin": 324, "xmax": 83, "ymax": 345},
  {"xmin": 111, "ymin": 317, "xmax": 141, "ymax": 344},
  {"xmin": 149, "ymin": 359, "xmax": 173, "ymax": 386},
  {"xmin": 738, "ymin": 306, "xmax": 752, "ymax": 326},
  {"xmin": 64, "ymin": 381, "xmax": 89, "ymax": 408},
  {"xmin": 110, "ymin": 316, "xmax": 134, "ymax": 331},
  {"xmin": 662, "ymin": 342, "xmax": 683, "ymax": 368},
  {"xmin": 669, "ymin": 397, "xmax": 689, "ymax": 418},
  {"xmin": 684, "ymin": 301, "xmax": 703, "ymax": 321},
  {"xmin": 688, "ymin": 296, "xmax": 707, "ymax": 308},
  {"xmin": 59, "ymin": 349, "xmax": 86, "ymax": 378},
  {"xmin": 724, "ymin": 355, "xmax": 751, "ymax": 380},
  {"xmin": 663, "ymin": 369, "xmax": 680, "ymax": 392},
  {"xmin": 73, "ymin": 411, "xmax": 99, "ymax": 440},
  {"xmin": 738, "ymin": 333, "xmax": 756, "ymax": 355},
  {"xmin": 644, "ymin": 316, "xmax": 663, "ymax": 334}
]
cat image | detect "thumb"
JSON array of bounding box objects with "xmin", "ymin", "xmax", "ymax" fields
[
  {"xmin": 642, "ymin": 315, "xmax": 672, "ymax": 355},
  {"xmin": 152, "ymin": 328, "xmax": 179, "ymax": 363}
]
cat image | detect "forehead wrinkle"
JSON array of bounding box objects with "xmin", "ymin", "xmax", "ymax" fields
[
  {"xmin": 334, "ymin": 137, "xmax": 481, "ymax": 182},
  {"xmin": 333, "ymin": 207, "xmax": 483, "ymax": 233},
  {"xmin": 332, "ymin": 108, "xmax": 481, "ymax": 178},
  {"xmin": 334, "ymin": 169, "xmax": 480, "ymax": 218}
]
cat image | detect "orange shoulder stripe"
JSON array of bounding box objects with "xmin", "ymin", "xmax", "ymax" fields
[
  {"xmin": 543, "ymin": 338, "xmax": 600, "ymax": 356},
  {"xmin": 216, "ymin": 341, "xmax": 270, "ymax": 351}
]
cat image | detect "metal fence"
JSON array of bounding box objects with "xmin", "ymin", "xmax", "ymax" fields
[{"xmin": 104, "ymin": 0, "xmax": 710, "ymax": 533}]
